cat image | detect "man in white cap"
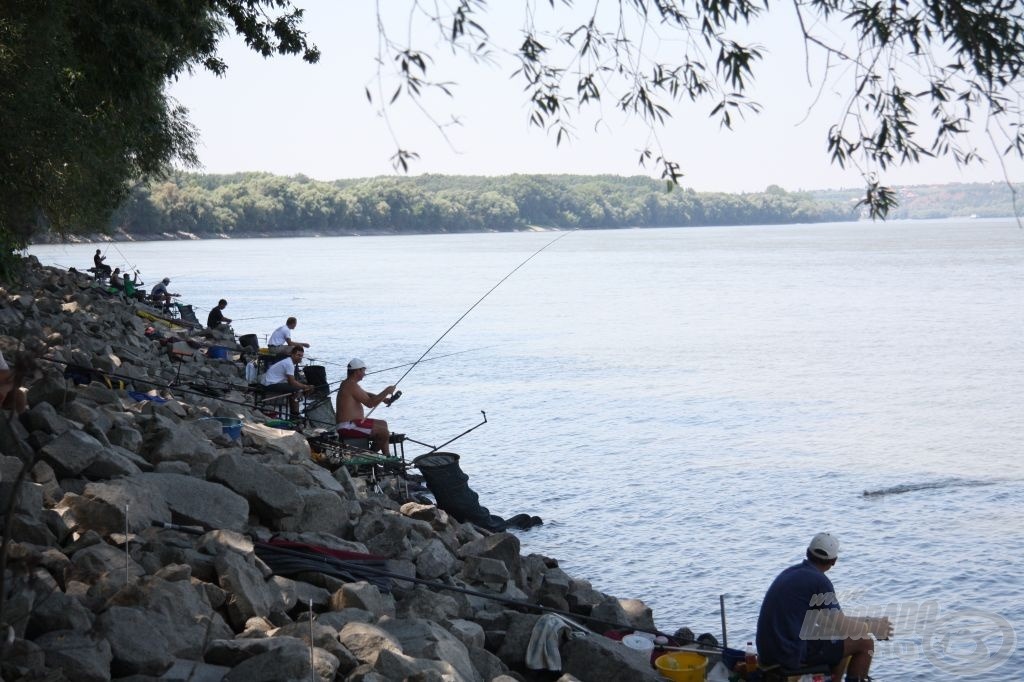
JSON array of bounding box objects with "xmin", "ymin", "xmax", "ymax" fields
[
  {"xmin": 756, "ymin": 533, "xmax": 892, "ymax": 682},
  {"xmin": 335, "ymin": 358, "xmax": 397, "ymax": 457}
]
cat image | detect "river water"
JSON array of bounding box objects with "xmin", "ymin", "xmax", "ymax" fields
[{"xmin": 30, "ymin": 219, "xmax": 1023, "ymax": 680}]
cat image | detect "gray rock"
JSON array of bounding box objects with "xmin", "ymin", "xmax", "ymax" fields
[
  {"xmin": 338, "ymin": 621, "xmax": 403, "ymax": 665},
  {"xmin": 462, "ymin": 555, "xmax": 511, "ymax": 589},
  {"xmin": 378, "ymin": 615, "xmax": 482, "ymax": 682},
  {"xmin": 81, "ymin": 444, "xmax": 147, "ymax": 478},
  {"xmin": 66, "ymin": 540, "xmax": 146, "ymax": 585},
  {"xmin": 395, "ymin": 585, "xmax": 462, "ymax": 622},
  {"xmin": 107, "ymin": 423, "xmax": 144, "ymax": 451},
  {"xmin": 142, "ymin": 417, "xmax": 217, "ymax": 469},
  {"xmin": 275, "ymin": 488, "xmax": 349, "ymax": 536},
  {"xmin": 152, "ymin": 658, "xmax": 231, "ymax": 682},
  {"xmin": 105, "ymin": 575, "xmax": 233, "ymax": 658},
  {"xmin": 96, "ymin": 605, "xmax": 176, "ymax": 676},
  {"xmin": 26, "ymin": 374, "xmax": 76, "ymax": 409},
  {"xmin": 494, "ymin": 611, "xmax": 540, "ymax": 668},
  {"xmin": 372, "ymin": 648, "xmax": 464, "ymax": 681},
  {"xmin": 559, "ymin": 631, "xmax": 665, "ymax": 682},
  {"xmin": 459, "ymin": 533, "xmax": 522, "ymax": 587},
  {"xmin": 214, "ymin": 550, "xmax": 280, "ymax": 629},
  {"xmin": 448, "ymin": 618, "xmax": 486, "ymax": 650},
  {"xmin": 40, "ymin": 429, "xmax": 105, "ymax": 477},
  {"xmin": 25, "ymin": 570, "xmax": 94, "ymax": 637},
  {"xmin": 330, "ymin": 581, "xmax": 396, "ymax": 619},
  {"xmin": 34, "ymin": 629, "xmax": 113, "ymax": 682},
  {"xmin": 241, "ymin": 423, "xmax": 311, "ymax": 459},
  {"xmin": 205, "ymin": 636, "xmax": 309, "ymax": 667},
  {"xmin": 222, "ymin": 639, "xmax": 339, "ymax": 682},
  {"xmin": 206, "ymin": 453, "xmax": 302, "ymax": 519},
  {"xmin": 129, "ymin": 472, "xmax": 249, "ymax": 531},
  {"xmin": 23, "ymin": 400, "xmax": 74, "ymax": 434},
  {"xmin": 58, "ymin": 479, "xmax": 170, "ymax": 536},
  {"xmin": 415, "ymin": 538, "xmax": 458, "ymax": 579},
  {"xmin": 315, "ymin": 608, "xmax": 375, "ymax": 631}
]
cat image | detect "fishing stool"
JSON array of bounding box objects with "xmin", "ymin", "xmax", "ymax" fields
[
  {"xmin": 167, "ymin": 344, "xmax": 194, "ymax": 387},
  {"xmin": 339, "ymin": 432, "xmax": 406, "ymax": 457},
  {"xmin": 249, "ymin": 383, "xmax": 297, "ymax": 420}
]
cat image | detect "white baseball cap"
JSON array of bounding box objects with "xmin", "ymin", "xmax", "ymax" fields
[
  {"xmin": 348, "ymin": 358, "xmax": 366, "ymax": 370},
  {"xmin": 808, "ymin": 532, "xmax": 840, "ymax": 560}
]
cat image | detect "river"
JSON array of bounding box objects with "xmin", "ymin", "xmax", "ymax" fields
[{"xmin": 30, "ymin": 218, "xmax": 1023, "ymax": 680}]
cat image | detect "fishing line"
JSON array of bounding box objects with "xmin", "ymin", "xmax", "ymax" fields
[
  {"xmin": 110, "ymin": 242, "xmax": 137, "ymax": 274},
  {"xmin": 365, "ymin": 345, "xmax": 494, "ymax": 376},
  {"xmin": 366, "ymin": 230, "xmax": 574, "ymax": 417}
]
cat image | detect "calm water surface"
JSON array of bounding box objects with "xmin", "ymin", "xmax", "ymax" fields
[{"xmin": 31, "ymin": 219, "xmax": 1024, "ymax": 680}]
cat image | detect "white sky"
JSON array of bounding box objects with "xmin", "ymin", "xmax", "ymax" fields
[{"xmin": 167, "ymin": 1, "xmax": 1024, "ymax": 193}]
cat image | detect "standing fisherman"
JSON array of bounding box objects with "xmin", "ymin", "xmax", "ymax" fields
[{"xmin": 335, "ymin": 358, "xmax": 397, "ymax": 457}]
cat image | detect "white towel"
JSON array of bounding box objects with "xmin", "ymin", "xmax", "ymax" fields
[{"xmin": 525, "ymin": 613, "xmax": 574, "ymax": 671}]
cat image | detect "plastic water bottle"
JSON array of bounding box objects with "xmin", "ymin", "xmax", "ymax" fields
[{"xmin": 745, "ymin": 641, "xmax": 758, "ymax": 671}]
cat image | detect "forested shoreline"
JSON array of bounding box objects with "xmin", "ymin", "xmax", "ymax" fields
[
  {"xmin": 33, "ymin": 173, "xmax": 1021, "ymax": 243},
  {"xmin": 95, "ymin": 173, "xmax": 856, "ymax": 240}
]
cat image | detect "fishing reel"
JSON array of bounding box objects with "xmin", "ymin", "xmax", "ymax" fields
[{"xmin": 383, "ymin": 390, "xmax": 402, "ymax": 407}]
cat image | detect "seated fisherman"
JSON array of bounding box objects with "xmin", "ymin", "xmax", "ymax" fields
[
  {"xmin": 756, "ymin": 533, "xmax": 892, "ymax": 682},
  {"xmin": 207, "ymin": 299, "xmax": 232, "ymax": 329},
  {"xmin": 268, "ymin": 317, "xmax": 310, "ymax": 355},
  {"xmin": 150, "ymin": 277, "xmax": 177, "ymax": 307},
  {"xmin": 123, "ymin": 270, "xmax": 143, "ymax": 301},
  {"xmin": 109, "ymin": 268, "xmax": 124, "ymax": 292},
  {"xmin": 93, "ymin": 249, "xmax": 111, "ymax": 277},
  {"xmin": 335, "ymin": 358, "xmax": 397, "ymax": 456},
  {"xmin": 259, "ymin": 346, "xmax": 313, "ymax": 418}
]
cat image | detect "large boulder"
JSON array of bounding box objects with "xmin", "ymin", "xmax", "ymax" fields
[
  {"xmin": 128, "ymin": 473, "xmax": 248, "ymax": 532},
  {"xmin": 206, "ymin": 453, "xmax": 302, "ymax": 520}
]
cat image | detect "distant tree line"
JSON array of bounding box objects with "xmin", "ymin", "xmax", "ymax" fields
[
  {"xmin": 808, "ymin": 182, "xmax": 1023, "ymax": 220},
  {"xmin": 107, "ymin": 173, "xmax": 855, "ymax": 238}
]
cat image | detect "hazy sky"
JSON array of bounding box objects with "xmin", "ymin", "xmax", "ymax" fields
[{"xmin": 167, "ymin": 1, "xmax": 1024, "ymax": 193}]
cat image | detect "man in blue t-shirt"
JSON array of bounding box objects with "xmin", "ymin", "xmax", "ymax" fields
[{"xmin": 756, "ymin": 533, "xmax": 892, "ymax": 682}]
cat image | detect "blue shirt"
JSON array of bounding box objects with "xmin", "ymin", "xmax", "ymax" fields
[{"xmin": 756, "ymin": 560, "xmax": 841, "ymax": 669}]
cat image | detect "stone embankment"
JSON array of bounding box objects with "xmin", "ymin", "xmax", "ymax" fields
[{"xmin": 0, "ymin": 257, "xmax": 671, "ymax": 681}]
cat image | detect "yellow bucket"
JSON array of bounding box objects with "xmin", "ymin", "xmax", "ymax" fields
[{"xmin": 655, "ymin": 651, "xmax": 708, "ymax": 682}]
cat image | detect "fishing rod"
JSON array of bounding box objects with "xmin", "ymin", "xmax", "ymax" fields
[
  {"xmin": 366, "ymin": 229, "xmax": 575, "ymax": 417},
  {"xmin": 150, "ymin": 519, "xmax": 691, "ymax": 641},
  {"xmin": 110, "ymin": 242, "xmax": 138, "ymax": 275}
]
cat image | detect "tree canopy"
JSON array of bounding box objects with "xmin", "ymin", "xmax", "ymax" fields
[
  {"xmin": 0, "ymin": 0, "xmax": 317, "ymax": 274},
  {"xmin": 3, "ymin": 0, "xmax": 1023, "ymax": 273},
  {"xmin": 369, "ymin": 1, "xmax": 1024, "ymax": 217}
]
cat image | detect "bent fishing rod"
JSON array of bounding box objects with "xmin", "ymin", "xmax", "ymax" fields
[{"xmin": 366, "ymin": 229, "xmax": 575, "ymax": 417}]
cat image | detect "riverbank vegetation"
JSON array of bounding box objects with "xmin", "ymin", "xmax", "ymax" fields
[{"xmin": 102, "ymin": 173, "xmax": 854, "ymax": 238}]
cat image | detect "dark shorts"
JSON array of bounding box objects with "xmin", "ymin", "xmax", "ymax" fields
[
  {"xmin": 803, "ymin": 638, "xmax": 845, "ymax": 668},
  {"xmin": 260, "ymin": 382, "xmax": 297, "ymax": 397}
]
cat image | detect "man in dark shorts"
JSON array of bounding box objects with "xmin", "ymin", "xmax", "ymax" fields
[
  {"xmin": 259, "ymin": 346, "xmax": 312, "ymax": 418},
  {"xmin": 756, "ymin": 533, "xmax": 892, "ymax": 682}
]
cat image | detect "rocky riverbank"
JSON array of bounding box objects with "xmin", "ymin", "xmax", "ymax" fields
[{"xmin": 0, "ymin": 256, "xmax": 675, "ymax": 681}]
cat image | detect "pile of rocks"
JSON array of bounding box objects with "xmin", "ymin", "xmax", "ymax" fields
[{"xmin": 0, "ymin": 257, "xmax": 668, "ymax": 682}]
